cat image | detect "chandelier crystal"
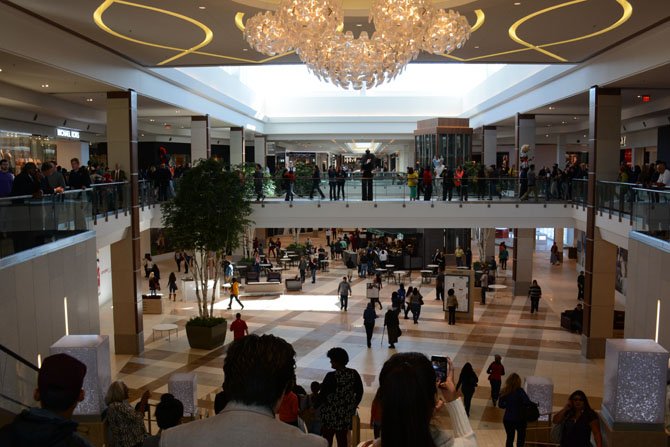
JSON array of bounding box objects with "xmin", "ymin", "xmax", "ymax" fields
[{"xmin": 243, "ymin": 0, "xmax": 471, "ymax": 90}]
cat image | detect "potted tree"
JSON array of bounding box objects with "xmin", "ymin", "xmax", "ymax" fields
[{"xmin": 162, "ymin": 159, "xmax": 252, "ymax": 350}]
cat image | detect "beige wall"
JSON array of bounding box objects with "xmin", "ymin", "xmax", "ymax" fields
[
  {"xmin": 625, "ymin": 233, "xmax": 670, "ymax": 350},
  {"xmin": 0, "ymin": 232, "xmax": 99, "ymax": 364}
]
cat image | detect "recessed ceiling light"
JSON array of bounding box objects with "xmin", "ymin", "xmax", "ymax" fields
[
  {"xmin": 356, "ymin": 23, "xmax": 363, "ymax": 27},
  {"xmin": 0, "ymin": 68, "xmax": 3, "ymax": 72},
  {"xmin": 198, "ymin": 5, "xmax": 206, "ymax": 9},
  {"xmin": 514, "ymin": 2, "xmax": 521, "ymax": 5},
  {"xmin": 573, "ymin": 116, "xmax": 578, "ymax": 120},
  {"xmin": 141, "ymin": 133, "xmax": 145, "ymax": 137},
  {"xmin": 474, "ymin": 45, "xmax": 480, "ymax": 49},
  {"xmin": 583, "ymin": 134, "xmax": 587, "ymax": 138},
  {"xmin": 548, "ymin": 106, "xmax": 555, "ymax": 110},
  {"xmin": 41, "ymin": 83, "xmax": 49, "ymax": 88},
  {"xmin": 561, "ymin": 121, "xmax": 567, "ymax": 124},
  {"xmin": 546, "ymin": 124, "xmax": 552, "ymax": 127},
  {"xmin": 175, "ymin": 110, "xmax": 180, "ymax": 113},
  {"xmin": 242, "ymin": 48, "xmax": 248, "ymax": 51},
  {"xmin": 545, "ymin": 134, "xmax": 549, "ymax": 137},
  {"xmin": 149, "ymin": 119, "xmax": 155, "ymax": 122},
  {"xmin": 85, "ymin": 98, "xmax": 94, "ymax": 102}
]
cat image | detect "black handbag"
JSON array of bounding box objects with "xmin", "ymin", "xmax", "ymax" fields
[{"xmin": 521, "ymin": 400, "xmax": 540, "ymax": 423}]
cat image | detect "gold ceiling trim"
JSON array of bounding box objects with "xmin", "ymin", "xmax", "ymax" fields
[
  {"xmin": 93, "ymin": 0, "xmax": 214, "ymax": 65},
  {"xmin": 508, "ymin": 0, "xmax": 632, "ymax": 62},
  {"xmin": 93, "ymin": 0, "xmax": 632, "ymax": 66}
]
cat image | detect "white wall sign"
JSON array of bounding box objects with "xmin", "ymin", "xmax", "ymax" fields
[{"xmin": 57, "ymin": 128, "xmax": 80, "ymax": 139}]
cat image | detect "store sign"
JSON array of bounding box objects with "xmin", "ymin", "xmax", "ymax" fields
[{"xmin": 57, "ymin": 128, "xmax": 80, "ymax": 139}]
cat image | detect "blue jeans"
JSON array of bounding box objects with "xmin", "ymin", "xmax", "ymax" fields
[{"xmin": 360, "ymin": 263, "xmax": 368, "ymax": 277}]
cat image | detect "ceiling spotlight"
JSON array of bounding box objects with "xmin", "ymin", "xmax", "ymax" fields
[
  {"xmin": 149, "ymin": 119, "xmax": 155, "ymax": 122},
  {"xmin": 41, "ymin": 83, "xmax": 49, "ymax": 88},
  {"xmin": 175, "ymin": 110, "xmax": 181, "ymax": 113},
  {"xmin": 85, "ymin": 98, "xmax": 94, "ymax": 102},
  {"xmin": 514, "ymin": 2, "xmax": 521, "ymax": 4},
  {"xmin": 198, "ymin": 5, "xmax": 206, "ymax": 9},
  {"xmin": 0, "ymin": 68, "xmax": 3, "ymax": 72},
  {"xmin": 474, "ymin": 45, "xmax": 480, "ymax": 49},
  {"xmin": 561, "ymin": 121, "xmax": 567, "ymax": 124},
  {"xmin": 573, "ymin": 116, "xmax": 578, "ymax": 120},
  {"xmin": 545, "ymin": 134, "xmax": 549, "ymax": 138},
  {"xmin": 242, "ymin": 48, "xmax": 248, "ymax": 51},
  {"xmin": 356, "ymin": 23, "xmax": 363, "ymax": 27},
  {"xmin": 548, "ymin": 106, "xmax": 555, "ymax": 110}
]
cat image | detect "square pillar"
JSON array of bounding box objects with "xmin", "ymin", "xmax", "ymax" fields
[
  {"xmin": 515, "ymin": 114, "xmax": 535, "ymax": 171},
  {"xmin": 483, "ymin": 126, "xmax": 497, "ymax": 167},
  {"xmin": 254, "ymin": 135, "xmax": 266, "ymax": 168},
  {"xmin": 230, "ymin": 127, "xmax": 244, "ymax": 166},
  {"xmin": 107, "ymin": 91, "xmax": 143, "ymax": 355},
  {"xmin": 191, "ymin": 115, "xmax": 210, "ymax": 162},
  {"xmin": 168, "ymin": 373, "xmax": 198, "ymax": 417},
  {"xmin": 50, "ymin": 335, "xmax": 111, "ymax": 416},
  {"xmin": 513, "ymin": 228, "xmax": 534, "ymax": 296},
  {"xmin": 524, "ymin": 376, "xmax": 553, "ymax": 422},
  {"xmin": 600, "ymin": 339, "xmax": 668, "ymax": 447}
]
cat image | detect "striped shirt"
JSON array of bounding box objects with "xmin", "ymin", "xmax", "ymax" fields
[{"xmin": 528, "ymin": 284, "xmax": 542, "ymax": 300}]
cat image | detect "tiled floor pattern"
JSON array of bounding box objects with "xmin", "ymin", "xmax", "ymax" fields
[{"xmin": 100, "ymin": 234, "xmax": 603, "ymax": 446}]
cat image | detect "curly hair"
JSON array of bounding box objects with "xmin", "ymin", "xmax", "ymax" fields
[{"xmin": 223, "ymin": 334, "xmax": 296, "ymax": 409}]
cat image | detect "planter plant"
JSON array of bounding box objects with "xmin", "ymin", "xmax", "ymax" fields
[{"xmin": 162, "ymin": 158, "xmax": 252, "ymax": 349}]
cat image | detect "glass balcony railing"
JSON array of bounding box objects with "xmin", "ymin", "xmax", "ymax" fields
[
  {"xmin": 0, "ymin": 344, "xmax": 39, "ymax": 415},
  {"xmin": 251, "ymin": 175, "xmax": 585, "ymax": 203},
  {"xmin": 631, "ymin": 187, "xmax": 670, "ymax": 242}
]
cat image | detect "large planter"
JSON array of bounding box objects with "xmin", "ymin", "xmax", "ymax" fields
[{"xmin": 185, "ymin": 320, "xmax": 228, "ymax": 350}]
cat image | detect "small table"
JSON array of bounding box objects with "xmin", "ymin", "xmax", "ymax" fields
[
  {"xmin": 375, "ymin": 268, "xmax": 387, "ymax": 278},
  {"xmin": 152, "ymin": 323, "xmax": 178, "ymax": 342},
  {"xmin": 393, "ymin": 270, "xmax": 407, "ymax": 284},
  {"xmin": 320, "ymin": 259, "xmax": 330, "ymax": 272},
  {"xmin": 426, "ymin": 264, "xmax": 440, "ymax": 275},
  {"xmin": 420, "ymin": 270, "xmax": 433, "ymax": 284},
  {"xmin": 280, "ymin": 257, "xmax": 291, "ymax": 270},
  {"xmin": 456, "ymin": 266, "xmax": 469, "ymax": 270}
]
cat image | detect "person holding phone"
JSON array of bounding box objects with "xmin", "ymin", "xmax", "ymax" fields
[
  {"xmin": 357, "ymin": 354, "xmax": 478, "ymax": 447},
  {"xmin": 552, "ymin": 390, "xmax": 602, "ymax": 447}
]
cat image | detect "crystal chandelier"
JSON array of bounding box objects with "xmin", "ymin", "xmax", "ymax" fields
[{"xmin": 243, "ymin": 0, "xmax": 471, "ymax": 90}]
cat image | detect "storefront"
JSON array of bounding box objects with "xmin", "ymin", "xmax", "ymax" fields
[
  {"xmin": 0, "ymin": 130, "xmax": 56, "ymax": 173},
  {"xmin": 0, "ymin": 127, "xmax": 87, "ymax": 174}
]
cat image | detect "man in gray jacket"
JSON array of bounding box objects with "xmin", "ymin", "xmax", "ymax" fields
[
  {"xmin": 160, "ymin": 334, "xmax": 326, "ymax": 447},
  {"xmin": 338, "ymin": 277, "xmax": 352, "ymax": 311}
]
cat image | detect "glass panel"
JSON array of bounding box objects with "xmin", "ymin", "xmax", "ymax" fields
[{"xmin": 0, "ymin": 346, "xmax": 39, "ymax": 414}]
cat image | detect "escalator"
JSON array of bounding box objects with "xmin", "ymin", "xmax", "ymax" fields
[{"xmin": 0, "ymin": 344, "xmax": 39, "ymax": 428}]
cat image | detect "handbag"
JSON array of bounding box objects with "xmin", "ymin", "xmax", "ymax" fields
[{"xmin": 521, "ymin": 400, "xmax": 540, "ymax": 423}]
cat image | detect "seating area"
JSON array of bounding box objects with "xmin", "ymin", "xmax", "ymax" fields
[
  {"xmin": 266, "ymin": 271, "xmax": 282, "ymax": 282},
  {"xmin": 245, "ymin": 270, "xmax": 260, "ymax": 283},
  {"xmin": 242, "ymin": 281, "xmax": 284, "ymax": 296}
]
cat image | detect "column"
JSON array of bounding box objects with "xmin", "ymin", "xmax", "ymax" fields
[
  {"xmin": 556, "ymin": 134, "xmax": 567, "ymax": 167},
  {"xmin": 484, "ymin": 228, "xmax": 496, "ymax": 261},
  {"xmin": 107, "ymin": 90, "xmax": 143, "ymax": 355},
  {"xmin": 554, "ymin": 227, "xmax": 564, "ymax": 261},
  {"xmin": 230, "ymin": 127, "xmax": 244, "ymax": 166},
  {"xmin": 190, "ymin": 115, "xmax": 210, "ymax": 163},
  {"xmin": 583, "ymin": 86, "xmax": 621, "ymax": 358},
  {"xmin": 515, "ymin": 114, "xmax": 536, "ymax": 170},
  {"xmin": 512, "ymin": 228, "xmax": 534, "ymax": 296},
  {"xmin": 254, "ymin": 135, "xmax": 266, "ymax": 168},
  {"xmin": 482, "ymin": 126, "xmax": 497, "ymax": 167}
]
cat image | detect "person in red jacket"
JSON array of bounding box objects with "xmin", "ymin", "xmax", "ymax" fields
[
  {"xmin": 422, "ymin": 165, "xmax": 433, "ymax": 201},
  {"xmin": 486, "ymin": 354, "xmax": 506, "ymax": 407},
  {"xmin": 229, "ymin": 313, "xmax": 248, "ymax": 340}
]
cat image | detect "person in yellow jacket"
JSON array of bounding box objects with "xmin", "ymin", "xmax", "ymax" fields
[
  {"xmin": 228, "ymin": 277, "xmax": 244, "ymax": 310},
  {"xmin": 407, "ymin": 167, "xmax": 419, "ymax": 201}
]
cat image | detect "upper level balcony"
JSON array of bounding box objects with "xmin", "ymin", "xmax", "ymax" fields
[{"xmin": 0, "ymin": 175, "xmax": 667, "ymax": 259}]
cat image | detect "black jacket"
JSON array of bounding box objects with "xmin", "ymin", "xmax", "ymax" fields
[{"xmin": 0, "ymin": 407, "xmax": 93, "ymax": 447}]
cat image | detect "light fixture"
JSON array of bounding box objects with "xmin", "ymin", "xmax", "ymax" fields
[
  {"xmin": 41, "ymin": 83, "xmax": 49, "ymax": 88},
  {"xmin": 0, "ymin": 68, "xmax": 3, "ymax": 72},
  {"xmin": 198, "ymin": 5, "xmax": 206, "ymax": 9},
  {"xmin": 243, "ymin": 0, "xmax": 471, "ymax": 90},
  {"xmin": 86, "ymin": 98, "xmax": 94, "ymax": 102}
]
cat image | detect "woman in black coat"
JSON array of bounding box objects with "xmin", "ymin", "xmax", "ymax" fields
[{"xmin": 456, "ymin": 362, "xmax": 478, "ymax": 416}]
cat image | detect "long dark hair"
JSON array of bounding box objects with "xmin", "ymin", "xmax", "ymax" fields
[
  {"xmin": 568, "ymin": 390, "xmax": 593, "ymax": 413},
  {"xmin": 378, "ymin": 352, "xmax": 436, "ymax": 447}
]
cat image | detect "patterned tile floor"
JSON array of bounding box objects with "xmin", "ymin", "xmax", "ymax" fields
[{"xmin": 99, "ymin": 235, "xmax": 603, "ymax": 446}]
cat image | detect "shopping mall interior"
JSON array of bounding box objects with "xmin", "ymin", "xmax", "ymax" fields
[{"xmin": 1, "ymin": 0, "xmax": 670, "ymax": 446}]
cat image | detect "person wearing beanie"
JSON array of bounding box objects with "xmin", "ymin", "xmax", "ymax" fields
[{"xmin": 0, "ymin": 353, "xmax": 93, "ymax": 446}]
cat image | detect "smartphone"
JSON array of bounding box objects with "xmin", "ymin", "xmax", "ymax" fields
[{"xmin": 431, "ymin": 356, "xmax": 449, "ymax": 382}]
